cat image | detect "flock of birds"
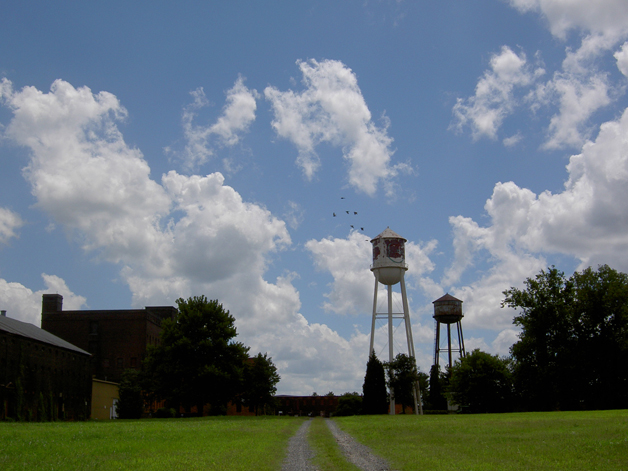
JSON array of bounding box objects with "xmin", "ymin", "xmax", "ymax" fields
[{"xmin": 333, "ymin": 197, "xmax": 370, "ymax": 241}]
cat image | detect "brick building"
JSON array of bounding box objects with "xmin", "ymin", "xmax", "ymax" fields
[
  {"xmin": 276, "ymin": 395, "xmax": 340, "ymax": 417},
  {"xmin": 0, "ymin": 311, "xmax": 92, "ymax": 421},
  {"xmin": 41, "ymin": 294, "xmax": 176, "ymax": 383}
]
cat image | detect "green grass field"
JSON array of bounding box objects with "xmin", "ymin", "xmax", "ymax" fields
[
  {"xmin": 1, "ymin": 410, "xmax": 626, "ymax": 470},
  {"xmin": 0, "ymin": 416, "xmax": 304, "ymax": 471},
  {"xmin": 335, "ymin": 410, "xmax": 628, "ymax": 470}
]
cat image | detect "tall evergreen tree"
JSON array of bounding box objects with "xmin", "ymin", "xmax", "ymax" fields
[
  {"xmin": 362, "ymin": 352, "xmax": 388, "ymax": 414},
  {"xmin": 428, "ymin": 364, "xmax": 448, "ymax": 410}
]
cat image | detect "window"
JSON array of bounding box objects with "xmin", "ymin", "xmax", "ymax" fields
[
  {"xmin": 90, "ymin": 321, "xmax": 99, "ymax": 335},
  {"xmin": 117, "ymin": 358, "xmax": 123, "ymax": 369},
  {"xmin": 130, "ymin": 357, "xmax": 137, "ymax": 368}
]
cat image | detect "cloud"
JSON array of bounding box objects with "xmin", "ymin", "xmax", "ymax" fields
[
  {"xmin": 452, "ymin": 46, "xmax": 544, "ymax": 140},
  {"xmin": 0, "ymin": 274, "xmax": 86, "ymax": 326},
  {"xmin": 0, "ymin": 77, "xmax": 374, "ymax": 395},
  {"xmin": 265, "ymin": 59, "xmax": 409, "ymax": 196},
  {"xmin": 177, "ymin": 77, "xmax": 259, "ymax": 169},
  {"xmin": 0, "ymin": 207, "xmax": 23, "ymax": 245},
  {"xmin": 537, "ymin": 34, "xmax": 617, "ymax": 150},
  {"xmin": 444, "ymin": 105, "xmax": 628, "ymax": 332},
  {"xmin": 507, "ymin": 0, "xmax": 628, "ymax": 40},
  {"xmin": 306, "ymin": 230, "xmax": 438, "ymax": 319},
  {"xmin": 615, "ymin": 42, "xmax": 628, "ymax": 77}
]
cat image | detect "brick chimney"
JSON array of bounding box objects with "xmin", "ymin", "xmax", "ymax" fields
[{"xmin": 42, "ymin": 294, "xmax": 63, "ymax": 314}]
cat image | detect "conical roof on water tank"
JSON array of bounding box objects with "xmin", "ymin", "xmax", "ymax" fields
[
  {"xmin": 433, "ymin": 293, "xmax": 463, "ymax": 324},
  {"xmin": 370, "ymin": 227, "xmax": 407, "ymax": 285}
]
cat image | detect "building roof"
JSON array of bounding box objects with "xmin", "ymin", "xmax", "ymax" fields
[
  {"xmin": 433, "ymin": 293, "xmax": 463, "ymax": 303},
  {"xmin": 0, "ymin": 315, "xmax": 90, "ymax": 355},
  {"xmin": 371, "ymin": 227, "xmax": 405, "ymax": 241}
]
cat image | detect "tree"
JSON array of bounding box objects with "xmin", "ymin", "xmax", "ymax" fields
[
  {"xmin": 428, "ymin": 364, "xmax": 448, "ymax": 411},
  {"xmin": 447, "ymin": 349, "xmax": 513, "ymax": 413},
  {"xmin": 116, "ymin": 369, "xmax": 145, "ymax": 419},
  {"xmin": 362, "ymin": 352, "xmax": 388, "ymax": 414},
  {"xmin": 143, "ymin": 296, "xmax": 250, "ymax": 415},
  {"xmin": 503, "ymin": 265, "xmax": 628, "ymax": 410},
  {"xmin": 334, "ymin": 392, "xmax": 362, "ymax": 416},
  {"xmin": 385, "ymin": 353, "xmax": 419, "ymax": 413},
  {"xmin": 242, "ymin": 352, "xmax": 280, "ymax": 416}
]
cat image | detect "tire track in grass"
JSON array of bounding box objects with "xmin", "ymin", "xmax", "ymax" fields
[
  {"xmin": 324, "ymin": 419, "xmax": 393, "ymax": 471},
  {"xmin": 281, "ymin": 419, "xmax": 317, "ymax": 471}
]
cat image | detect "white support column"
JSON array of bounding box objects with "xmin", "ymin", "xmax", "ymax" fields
[
  {"xmin": 388, "ymin": 284, "xmax": 395, "ymax": 415},
  {"xmin": 369, "ymin": 276, "xmax": 379, "ymax": 355}
]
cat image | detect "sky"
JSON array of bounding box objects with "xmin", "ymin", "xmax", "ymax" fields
[{"xmin": 1, "ymin": 0, "xmax": 628, "ymax": 395}]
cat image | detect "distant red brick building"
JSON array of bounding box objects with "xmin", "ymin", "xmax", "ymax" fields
[
  {"xmin": 41, "ymin": 294, "xmax": 176, "ymax": 383},
  {"xmin": 276, "ymin": 395, "xmax": 339, "ymax": 417}
]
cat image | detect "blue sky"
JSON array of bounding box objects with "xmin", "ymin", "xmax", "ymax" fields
[{"xmin": 2, "ymin": 0, "xmax": 628, "ymax": 395}]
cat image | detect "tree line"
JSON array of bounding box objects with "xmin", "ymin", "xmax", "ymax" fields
[
  {"xmin": 360, "ymin": 264, "xmax": 628, "ymax": 415},
  {"xmin": 117, "ymin": 296, "xmax": 280, "ymax": 418}
]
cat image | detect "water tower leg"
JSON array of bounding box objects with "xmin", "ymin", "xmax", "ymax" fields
[
  {"xmin": 400, "ymin": 273, "xmax": 422, "ymax": 415},
  {"xmin": 447, "ymin": 323, "xmax": 453, "ymax": 369},
  {"xmin": 388, "ymin": 284, "xmax": 395, "ymax": 415},
  {"xmin": 457, "ymin": 321, "xmax": 466, "ymax": 358},
  {"xmin": 369, "ymin": 276, "xmax": 379, "ymax": 356},
  {"xmin": 434, "ymin": 321, "xmax": 441, "ymax": 367}
]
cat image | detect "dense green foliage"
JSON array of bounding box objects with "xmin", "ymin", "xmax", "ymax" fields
[
  {"xmin": 427, "ymin": 364, "xmax": 448, "ymax": 410},
  {"xmin": 447, "ymin": 349, "xmax": 513, "ymax": 413},
  {"xmin": 385, "ymin": 353, "xmax": 419, "ymax": 413},
  {"xmin": 503, "ymin": 265, "xmax": 628, "ymax": 410},
  {"xmin": 143, "ymin": 296, "xmax": 250, "ymax": 414},
  {"xmin": 116, "ymin": 369, "xmax": 145, "ymax": 419},
  {"xmin": 242, "ymin": 352, "xmax": 281, "ymax": 415},
  {"xmin": 334, "ymin": 392, "xmax": 362, "ymax": 416},
  {"xmin": 361, "ymin": 352, "xmax": 388, "ymax": 414}
]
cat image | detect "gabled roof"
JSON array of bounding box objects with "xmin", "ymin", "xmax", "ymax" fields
[
  {"xmin": 0, "ymin": 315, "xmax": 90, "ymax": 355},
  {"xmin": 372, "ymin": 227, "xmax": 406, "ymax": 241},
  {"xmin": 433, "ymin": 293, "xmax": 463, "ymax": 303}
]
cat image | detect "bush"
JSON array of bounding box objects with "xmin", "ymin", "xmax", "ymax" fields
[
  {"xmin": 155, "ymin": 407, "xmax": 176, "ymax": 418},
  {"xmin": 333, "ymin": 392, "xmax": 362, "ymax": 416}
]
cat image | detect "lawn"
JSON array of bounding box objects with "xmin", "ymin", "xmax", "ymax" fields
[
  {"xmin": 0, "ymin": 416, "xmax": 305, "ymax": 471},
  {"xmin": 335, "ymin": 410, "xmax": 628, "ymax": 471},
  {"xmin": 1, "ymin": 411, "xmax": 626, "ymax": 470}
]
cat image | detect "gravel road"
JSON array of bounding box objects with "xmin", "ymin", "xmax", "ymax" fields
[
  {"xmin": 280, "ymin": 418, "xmax": 393, "ymax": 471},
  {"xmin": 325, "ymin": 419, "xmax": 392, "ymax": 471},
  {"xmin": 281, "ymin": 419, "xmax": 317, "ymax": 471}
]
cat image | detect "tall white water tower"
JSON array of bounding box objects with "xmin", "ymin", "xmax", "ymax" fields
[{"xmin": 369, "ymin": 228, "xmax": 422, "ymax": 415}]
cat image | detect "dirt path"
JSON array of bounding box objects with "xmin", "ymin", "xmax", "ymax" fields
[
  {"xmin": 280, "ymin": 418, "xmax": 393, "ymax": 471},
  {"xmin": 281, "ymin": 419, "xmax": 317, "ymax": 471},
  {"xmin": 324, "ymin": 419, "xmax": 392, "ymax": 471}
]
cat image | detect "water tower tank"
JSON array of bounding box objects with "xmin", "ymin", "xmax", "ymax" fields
[
  {"xmin": 371, "ymin": 228, "xmax": 407, "ymax": 286},
  {"xmin": 433, "ymin": 293, "xmax": 463, "ymax": 324}
]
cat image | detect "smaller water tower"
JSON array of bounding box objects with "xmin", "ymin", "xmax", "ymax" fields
[
  {"xmin": 433, "ymin": 294, "xmax": 466, "ymax": 369},
  {"xmin": 369, "ymin": 228, "xmax": 421, "ymax": 414}
]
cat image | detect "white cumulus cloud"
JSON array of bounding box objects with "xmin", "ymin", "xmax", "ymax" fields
[
  {"xmin": 444, "ymin": 104, "xmax": 628, "ymax": 334},
  {"xmin": 508, "ymin": 0, "xmax": 628, "ymax": 40},
  {"xmin": 177, "ymin": 76, "xmax": 259, "ymax": 169},
  {"xmin": 0, "ymin": 207, "xmax": 23, "ymax": 245},
  {"xmin": 265, "ymin": 59, "xmax": 409, "ymax": 196},
  {"xmin": 0, "ymin": 77, "xmax": 376, "ymax": 394},
  {"xmin": 452, "ymin": 46, "xmax": 544, "ymax": 140}
]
